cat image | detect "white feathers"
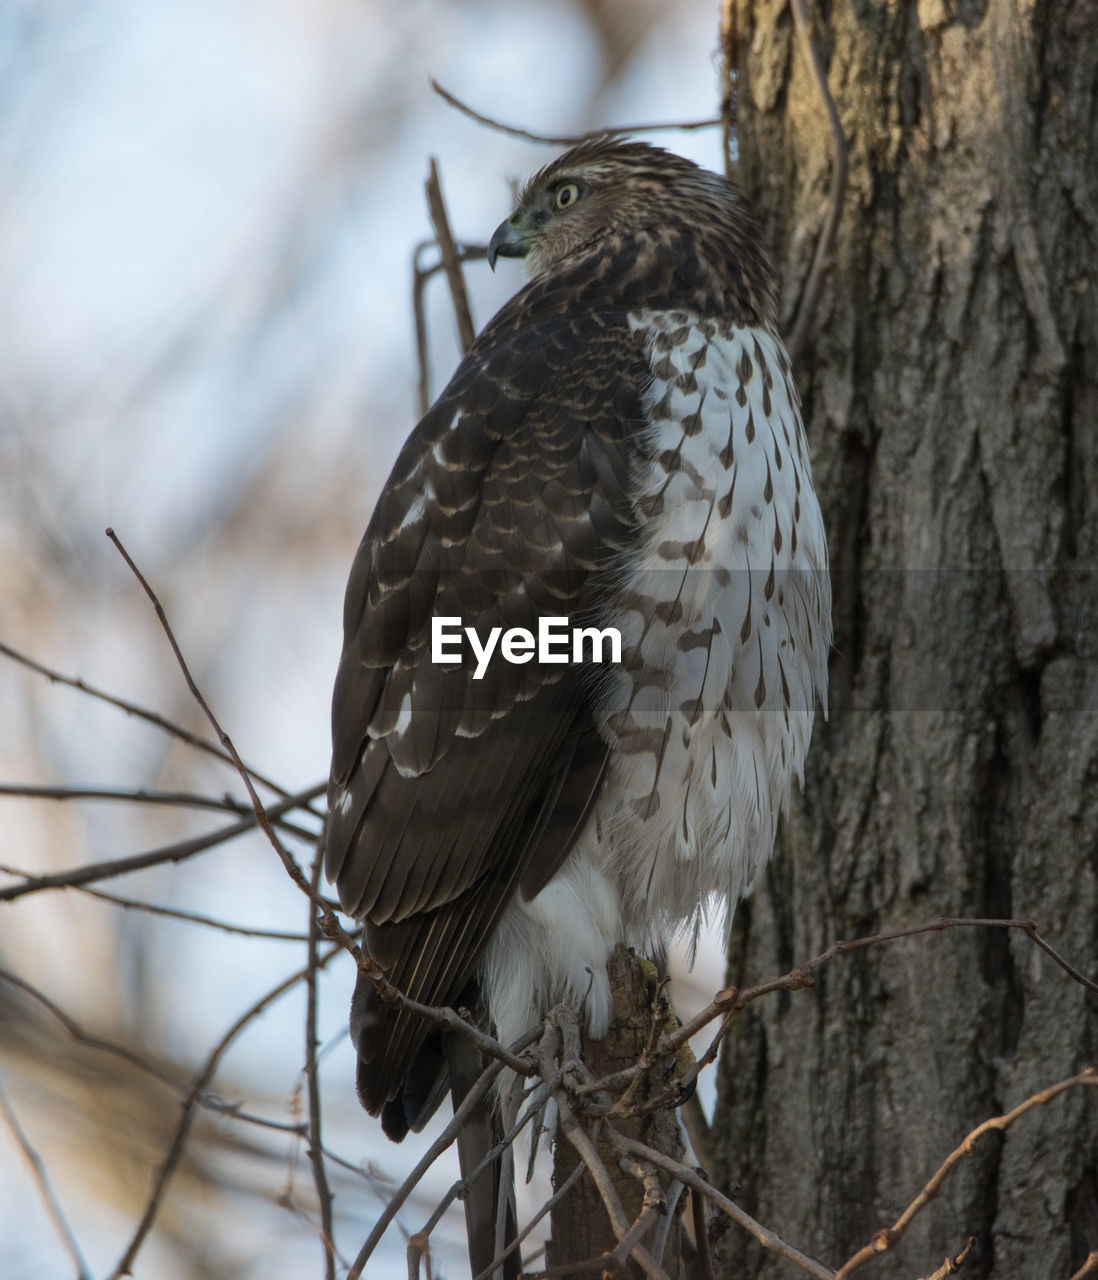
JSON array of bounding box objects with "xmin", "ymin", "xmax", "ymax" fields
[
  {"xmin": 396, "ymin": 490, "xmax": 429, "ymax": 532},
  {"xmin": 393, "ymin": 691, "xmax": 413, "ymax": 736}
]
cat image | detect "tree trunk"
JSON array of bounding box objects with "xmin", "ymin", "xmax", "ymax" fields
[{"xmin": 713, "ymin": 2, "xmax": 1098, "ymax": 1276}]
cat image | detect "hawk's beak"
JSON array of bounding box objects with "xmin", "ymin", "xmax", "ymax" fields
[{"xmin": 487, "ymin": 217, "xmax": 527, "ymax": 271}]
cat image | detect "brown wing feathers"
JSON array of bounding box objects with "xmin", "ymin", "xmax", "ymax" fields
[{"xmin": 327, "ymin": 305, "xmax": 644, "ymax": 1127}]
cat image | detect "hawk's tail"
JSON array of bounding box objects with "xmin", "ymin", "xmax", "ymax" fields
[{"xmin": 443, "ymin": 1032, "xmax": 521, "ymax": 1280}]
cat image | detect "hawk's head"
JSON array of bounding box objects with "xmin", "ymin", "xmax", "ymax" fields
[{"xmin": 487, "ymin": 137, "xmax": 777, "ymax": 322}]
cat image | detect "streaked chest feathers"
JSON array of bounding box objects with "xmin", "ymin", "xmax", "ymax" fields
[{"xmin": 586, "ymin": 312, "xmax": 830, "ymax": 934}]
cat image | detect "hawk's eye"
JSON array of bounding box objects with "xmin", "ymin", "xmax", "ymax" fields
[{"xmin": 554, "ymin": 182, "xmax": 581, "ymax": 210}]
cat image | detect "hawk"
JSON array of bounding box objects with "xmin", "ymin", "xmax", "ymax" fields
[{"xmin": 327, "ymin": 138, "xmax": 830, "ymax": 1275}]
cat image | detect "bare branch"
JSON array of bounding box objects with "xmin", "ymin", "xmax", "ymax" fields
[
  {"xmin": 278, "ymin": 1196, "xmax": 350, "ymax": 1274},
  {"xmin": 1001, "ymin": 919, "xmax": 1098, "ymax": 995},
  {"xmin": 557, "ymin": 1024, "xmax": 828, "ymax": 1278},
  {"xmin": 649, "ymin": 1178, "xmax": 685, "ymax": 1268},
  {"xmin": 0, "ymin": 781, "xmax": 319, "ymax": 841},
  {"xmin": 25, "ymin": 876, "xmax": 312, "ymax": 941},
  {"xmin": 833, "ymin": 1069, "xmax": 1098, "ymax": 1279},
  {"xmin": 1069, "ymin": 1252, "xmax": 1098, "ymax": 1280},
  {"xmin": 347, "ymin": 1050, "xmax": 510, "ymax": 1277},
  {"xmin": 413, "ymin": 239, "xmax": 435, "ymax": 417},
  {"xmin": 554, "ymin": 1093, "xmax": 670, "ymax": 1280},
  {"xmin": 580, "ymin": 916, "xmax": 1098, "ymax": 1104},
  {"xmin": 403, "ymin": 1075, "xmax": 540, "ymax": 1276},
  {"xmin": 0, "ymin": 639, "xmax": 315, "ymax": 809},
  {"xmin": 413, "ymin": 241, "xmax": 488, "ymax": 416},
  {"xmin": 99, "ymin": 534, "xmax": 545, "ymax": 1239},
  {"xmin": 0, "ymin": 782, "xmax": 326, "ymax": 902},
  {"xmin": 0, "ymin": 963, "xmax": 402, "ymax": 1187},
  {"xmin": 429, "ymin": 78, "xmax": 719, "ymax": 147},
  {"xmin": 104, "ymin": 529, "xmax": 363, "ymax": 967},
  {"xmin": 545, "ymin": 1009, "xmax": 671, "ymax": 1280},
  {"xmin": 99, "ymin": 533, "xmax": 524, "ymax": 1272},
  {"xmin": 419, "ymin": 1066, "xmax": 560, "ymax": 1274},
  {"xmin": 0, "ymin": 1084, "xmax": 94, "ymax": 1280},
  {"xmin": 470, "ymin": 1129, "xmax": 584, "ymax": 1280},
  {"xmin": 919, "ymin": 1238, "xmax": 974, "ymax": 1280},
  {"xmin": 787, "ymin": 0, "xmax": 848, "ymax": 363},
  {"xmin": 610, "ymin": 1132, "xmax": 834, "ymax": 1279},
  {"xmin": 0, "ymin": 966, "xmax": 189, "ymax": 1092},
  {"xmin": 305, "ymin": 842, "xmax": 337, "ymax": 1280},
  {"xmin": 425, "ymin": 158, "xmax": 477, "ymax": 353},
  {"xmin": 107, "ymin": 945, "xmax": 344, "ymax": 1278}
]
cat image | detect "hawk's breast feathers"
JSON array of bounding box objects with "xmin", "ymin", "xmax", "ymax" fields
[{"xmin": 326, "ymin": 139, "xmax": 831, "ymax": 1132}]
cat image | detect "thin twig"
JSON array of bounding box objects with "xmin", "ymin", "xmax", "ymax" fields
[
  {"xmin": 0, "ymin": 782, "xmax": 327, "ymax": 902},
  {"xmin": 471, "ymin": 1130, "xmax": 587, "ymax": 1280},
  {"xmin": 649, "ymin": 1178, "xmax": 684, "ymax": 1267},
  {"xmin": 412, "ymin": 241, "xmax": 488, "ymax": 416},
  {"xmin": 13, "ymin": 875, "xmax": 312, "ymax": 941},
  {"xmin": 348, "ymin": 1027, "xmax": 541, "ymax": 1278},
  {"xmin": 305, "ymin": 840, "xmax": 336, "ymax": 1280},
  {"xmin": 0, "ymin": 1084, "xmax": 94, "ymax": 1280},
  {"xmin": 833, "ymin": 1069, "xmax": 1098, "ymax": 1279},
  {"xmin": 413, "ymin": 239, "xmax": 434, "ymax": 417},
  {"xmin": 425, "ymin": 158, "xmax": 476, "ymax": 354},
  {"xmin": 1069, "ymin": 1252, "xmax": 1098, "ymax": 1280},
  {"xmin": 1000, "ymin": 919, "xmax": 1098, "ymax": 995},
  {"xmin": 0, "ymin": 780, "xmax": 318, "ymax": 841},
  {"xmin": 545, "ymin": 1014, "xmax": 669, "ymax": 1280},
  {"xmin": 430, "ymin": 79, "xmax": 719, "ymax": 146},
  {"xmin": 391, "ymin": 996, "xmax": 533, "ymax": 1076},
  {"xmin": 347, "ymin": 1055, "xmax": 507, "ymax": 1278},
  {"xmin": 579, "ymin": 917, "xmax": 1098, "ymax": 1104},
  {"xmin": 420, "ymin": 1068, "xmax": 561, "ymax": 1276},
  {"xmin": 555, "ymin": 1100, "xmax": 669, "ymax": 1280},
  {"xmin": 104, "ymin": 529, "xmax": 362, "ymax": 962},
  {"xmin": 0, "ymin": 965, "xmax": 389, "ymax": 1170},
  {"xmin": 279, "ymin": 1196, "xmax": 350, "ymax": 1273},
  {"xmin": 919, "ymin": 1238, "xmax": 974, "ymax": 1280},
  {"xmin": 0, "ymin": 639, "xmax": 314, "ymax": 808},
  {"xmin": 565, "ymin": 1032, "xmax": 822, "ymax": 1277},
  {"xmin": 24, "ymin": 531, "xmax": 529, "ymax": 1087},
  {"xmin": 107, "ymin": 946, "xmax": 343, "ymax": 1278},
  {"xmin": 0, "ymin": 966, "xmax": 189, "ymax": 1092},
  {"xmin": 611, "ymin": 1132, "xmax": 833, "ymax": 1279},
  {"xmin": 787, "ymin": 0, "xmax": 848, "ymax": 363}
]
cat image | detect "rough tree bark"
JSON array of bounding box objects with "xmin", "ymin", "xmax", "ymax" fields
[{"xmin": 713, "ymin": 2, "xmax": 1098, "ymax": 1277}]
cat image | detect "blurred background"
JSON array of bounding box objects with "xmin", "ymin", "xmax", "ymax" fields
[{"xmin": 0, "ymin": 2, "xmax": 733, "ymax": 1276}]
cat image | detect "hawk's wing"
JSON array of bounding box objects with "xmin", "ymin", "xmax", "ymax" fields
[{"xmin": 327, "ymin": 296, "xmax": 646, "ymax": 1126}]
